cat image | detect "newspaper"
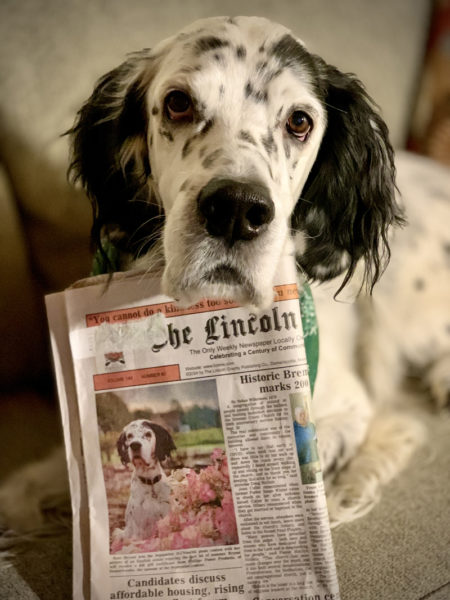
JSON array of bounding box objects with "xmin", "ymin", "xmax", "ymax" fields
[{"xmin": 45, "ymin": 253, "xmax": 340, "ymax": 600}]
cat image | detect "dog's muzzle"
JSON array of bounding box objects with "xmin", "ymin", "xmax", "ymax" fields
[
  {"xmin": 130, "ymin": 442, "xmax": 141, "ymax": 454},
  {"xmin": 197, "ymin": 178, "xmax": 274, "ymax": 246}
]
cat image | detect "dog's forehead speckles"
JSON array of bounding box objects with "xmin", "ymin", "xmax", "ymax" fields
[
  {"xmin": 269, "ymin": 34, "xmax": 312, "ymax": 69},
  {"xmin": 151, "ymin": 17, "xmax": 316, "ymax": 118},
  {"xmin": 239, "ymin": 130, "xmax": 257, "ymax": 146},
  {"xmin": 236, "ymin": 45, "xmax": 247, "ymax": 60},
  {"xmin": 194, "ymin": 35, "xmax": 230, "ymax": 55},
  {"xmin": 261, "ymin": 129, "xmax": 277, "ymax": 156},
  {"xmin": 161, "ymin": 16, "xmax": 298, "ymax": 70},
  {"xmin": 127, "ymin": 420, "xmax": 155, "ymax": 437}
]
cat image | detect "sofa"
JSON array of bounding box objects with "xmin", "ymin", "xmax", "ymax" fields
[{"xmin": 1, "ymin": 1, "xmax": 449, "ymax": 598}]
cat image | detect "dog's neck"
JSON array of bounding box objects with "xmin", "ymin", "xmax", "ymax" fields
[
  {"xmin": 132, "ymin": 460, "xmax": 164, "ymax": 486},
  {"xmin": 138, "ymin": 473, "xmax": 162, "ymax": 486}
]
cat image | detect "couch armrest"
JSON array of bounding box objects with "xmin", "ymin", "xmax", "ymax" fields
[{"xmin": 0, "ymin": 164, "xmax": 48, "ymax": 384}]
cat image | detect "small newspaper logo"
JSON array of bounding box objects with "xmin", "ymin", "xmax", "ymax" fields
[{"xmin": 104, "ymin": 351, "xmax": 125, "ymax": 369}]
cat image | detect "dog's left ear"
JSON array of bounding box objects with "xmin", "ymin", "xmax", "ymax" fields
[
  {"xmin": 144, "ymin": 422, "xmax": 176, "ymax": 462},
  {"xmin": 293, "ymin": 58, "xmax": 404, "ymax": 292},
  {"xmin": 116, "ymin": 431, "xmax": 129, "ymax": 466},
  {"xmin": 68, "ymin": 50, "xmax": 163, "ymax": 265}
]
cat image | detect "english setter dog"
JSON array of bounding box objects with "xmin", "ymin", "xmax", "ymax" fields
[
  {"xmin": 0, "ymin": 16, "xmax": 449, "ymax": 532},
  {"xmin": 68, "ymin": 16, "xmax": 450, "ymax": 521},
  {"xmin": 116, "ymin": 420, "xmax": 176, "ymax": 539}
]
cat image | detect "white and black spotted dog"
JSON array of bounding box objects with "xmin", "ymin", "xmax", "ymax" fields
[
  {"xmin": 116, "ymin": 420, "xmax": 176, "ymax": 539},
  {"xmin": 0, "ymin": 16, "xmax": 448, "ymax": 532},
  {"xmin": 69, "ymin": 16, "xmax": 449, "ymax": 522}
]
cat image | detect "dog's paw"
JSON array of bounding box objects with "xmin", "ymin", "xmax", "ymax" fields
[
  {"xmin": 0, "ymin": 446, "xmax": 69, "ymax": 534},
  {"xmin": 316, "ymin": 423, "xmax": 346, "ymax": 478},
  {"xmin": 325, "ymin": 477, "xmax": 381, "ymax": 527},
  {"xmin": 315, "ymin": 412, "xmax": 371, "ymax": 479},
  {"xmin": 325, "ymin": 412, "xmax": 425, "ymax": 527}
]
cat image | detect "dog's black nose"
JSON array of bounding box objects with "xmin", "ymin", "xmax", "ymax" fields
[
  {"xmin": 197, "ymin": 178, "xmax": 274, "ymax": 245},
  {"xmin": 130, "ymin": 442, "xmax": 141, "ymax": 452}
]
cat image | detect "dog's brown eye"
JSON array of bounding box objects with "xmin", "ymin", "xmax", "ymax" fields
[
  {"xmin": 165, "ymin": 90, "xmax": 194, "ymax": 121},
  {"xmin": 287, "ymin": 111, "xmax": 312, "ymax": 140}
]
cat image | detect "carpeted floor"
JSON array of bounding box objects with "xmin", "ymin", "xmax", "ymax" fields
[{"xmin": 0, "ymin": 387, "xmax": 449, "ymax": 600}]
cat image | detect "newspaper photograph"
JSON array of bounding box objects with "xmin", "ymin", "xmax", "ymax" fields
[{"xmin": 45, "ymin": 254, "xmax": 340, "ymax": 600}]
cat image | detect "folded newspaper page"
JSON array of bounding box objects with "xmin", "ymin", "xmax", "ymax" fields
[{"xmin": 45, "ymin": 254, "xmax": 340, "ymax": 600}]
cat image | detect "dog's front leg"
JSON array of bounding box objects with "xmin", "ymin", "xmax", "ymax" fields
[
  {"xmin": 313, "ymin": 367, "xmax": 373, "ymax": 478},
  {"xmin": 311, "ymin": 284, "xmax": 373, "ymax": 477},
  {"xmin": 310, "ymin": 284, "xmax": 424, "ymax": 526}
]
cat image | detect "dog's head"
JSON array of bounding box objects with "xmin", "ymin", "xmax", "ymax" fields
[
  {"xmin": 117, "ymin": 420, "xmax": 176, "ymax": 470},
  {"xmin": 70, "ymin": 16, "xmax": 402, "ymax": 307}
]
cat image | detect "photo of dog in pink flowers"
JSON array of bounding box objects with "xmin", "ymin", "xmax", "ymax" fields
[{"xmin": 96, "ymin": 379, "xmax": 238, "ymax": 554}]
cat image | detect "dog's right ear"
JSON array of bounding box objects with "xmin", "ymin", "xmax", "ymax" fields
[
  {"xmin": 144, "ymin": 422, "xmax": 176, "ymax": 462},
  {"xmin": 292, "ymin": 55, "xmax": 403, "ymax": 295},
  {"xmin": 116, "ymin": 431, "xmax": 129, "ymax": 465},
  {"xmin": 68, "ymin": 51, "xmax": 163, "ymax": 265}
]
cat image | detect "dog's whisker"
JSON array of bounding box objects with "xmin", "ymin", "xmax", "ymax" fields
[
  {"xmin": 294, "ymin": 258, "xmax": 308, "ymax": 281},
  {"xmin": 323, "ymin": 101, "xmax": 348, "ymax": 114},
  {"xmin": 128, "ymin": 218, "xmax": 164, "ymax": 246},
  {"xmin": 134, "ymin": 229, "xmax": 164, "ymax": 254},
  {"xmin": 137, "ymin": 247, "xmax": 165, "ymax": 284}
]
